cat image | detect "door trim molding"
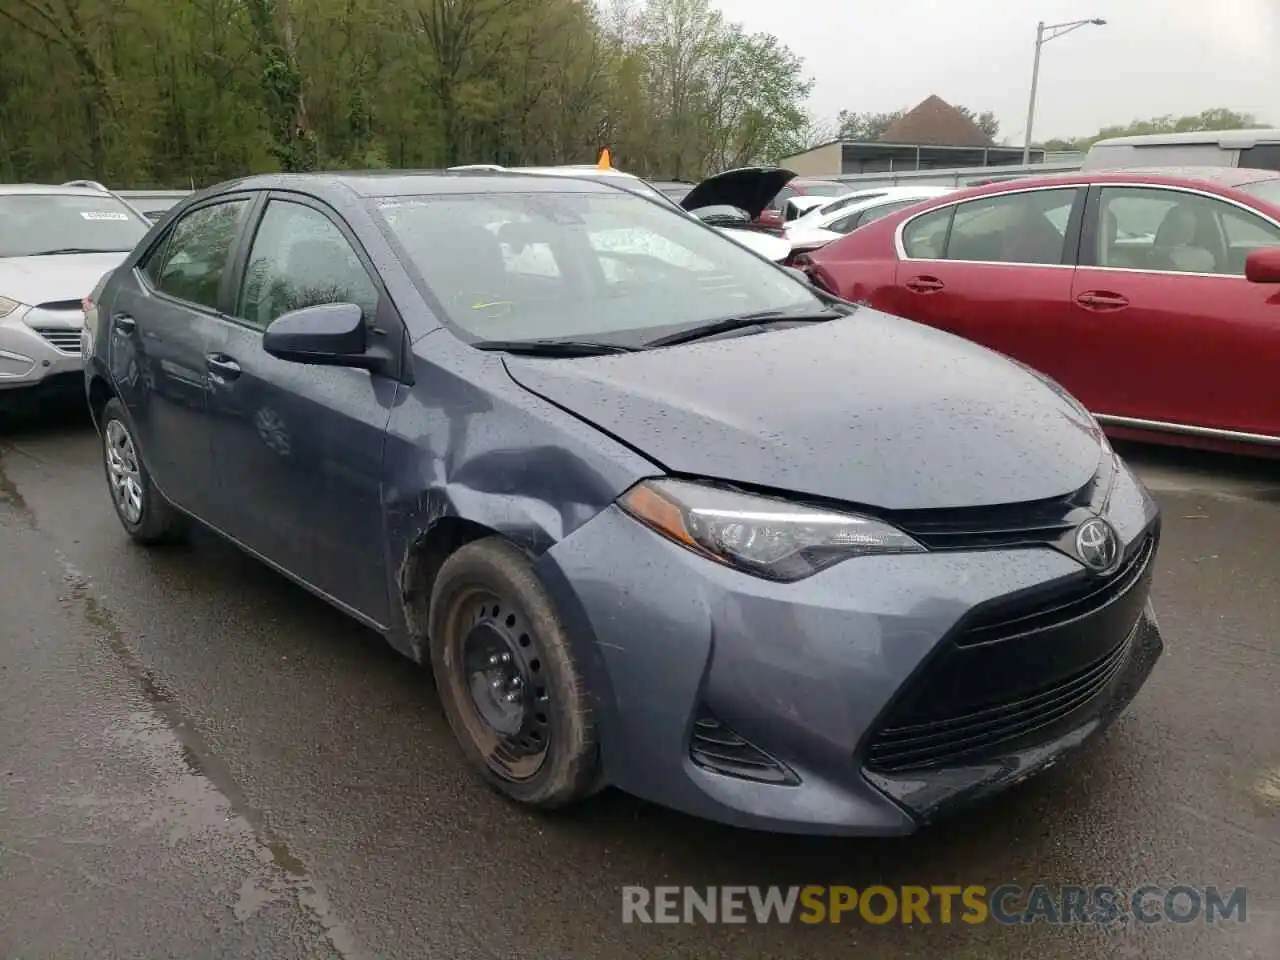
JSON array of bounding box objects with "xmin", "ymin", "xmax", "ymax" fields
[{"xmin": 1096, "ymin": 413, "xmax": 1280, "ymax": 446}]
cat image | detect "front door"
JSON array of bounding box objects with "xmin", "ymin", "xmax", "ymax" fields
[
  {"xmin": 203, "ymin": 195, "xmax": 398, "ymax": 626},
  {"xmin": 1068, "ymin": 184, "xmax": 1280, "ymax": 435},
  {"xmin": 108, "ymin": 197, "xmax": 253, "ymax": 516},
  {"xmin": 892, "ymin": 186, "xmax": 1086, "ymax": 388}
]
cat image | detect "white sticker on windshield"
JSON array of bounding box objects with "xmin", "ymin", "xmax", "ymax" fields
[{"xmin": 80, "ymin": 211, "xmax": 129, "ymax": 221}]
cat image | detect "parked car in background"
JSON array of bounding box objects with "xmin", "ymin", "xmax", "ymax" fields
[
  {"xmin": 447, "ymin": 161, "xmax": 792, "ymax": 262},
  {"xmin": 85, "ymin": 169, "xmax": 1162, "ymax": 835},
  {"xmin": 784, "ymin": 187, "xmax": 955, "ymax": 259},
  {"xmin": 118, "ymin": 190, "xmax": 195, "ymax": 222},
  {"xmin": 651, "ymin": 180, "xmax": 695, "ymax": 204},
  {"xmin": 756, "ymin": 176, "xmax": 848, "ymax": 229},
  {"xmin": 801, "ymin": 166, "xmax": 1280, "ymax": 456},
  {"xmin": 1082, "ymin": 128, "xmax": 1280, "ymax": 172},
  {"xmin": 0, "ymin": 182, "xmax": 152, "ymax": 412}
]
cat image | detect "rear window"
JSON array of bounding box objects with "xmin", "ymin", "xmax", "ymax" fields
[
  {"xmin": 0, "ymin": 192, "xmax": 150, "ymax": 258},
  {"xmin": 1238, "ymin": 178, "xmax": 1280, "ymax": 207}
]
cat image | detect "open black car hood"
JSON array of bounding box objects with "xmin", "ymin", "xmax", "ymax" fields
[{"xmin": 680, "ymin": 168, "xmax": 797, "ymax": 219}]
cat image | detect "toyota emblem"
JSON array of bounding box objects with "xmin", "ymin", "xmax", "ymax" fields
[{"xmin": 1074, "ymin": 518, "xmax": 1120, "ymax": 573}]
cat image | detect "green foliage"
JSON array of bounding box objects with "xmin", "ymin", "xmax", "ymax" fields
[
  {"xmin": 0, "ymin": 0, "xmax": 813, "ymax": 186},
  {"xmin": 1040, "ymin": 109, "xmax": 1269, "ymax": 153}
]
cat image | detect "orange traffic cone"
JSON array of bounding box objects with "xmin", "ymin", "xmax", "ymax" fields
[{"xmin": 597, "ymin": 148, "xmax": 612, "ymax": 170}]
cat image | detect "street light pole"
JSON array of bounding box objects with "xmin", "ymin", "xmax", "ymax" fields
[{"xmin": 1022, "ymin": 17, "xmax": 1107, "ymax": 165}]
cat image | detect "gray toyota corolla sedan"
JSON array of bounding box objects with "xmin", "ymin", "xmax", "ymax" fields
[{"xmin": 83, "ymin": 171, "xmax": 1163, "ymax": 835}]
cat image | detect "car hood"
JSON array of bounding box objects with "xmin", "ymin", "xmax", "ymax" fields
[
  {"xmin": 503, "ymin": 309, "xmax": 1105, "ymax": 511},
  {"xmin": 713, "ymin": 228, "xmax": 791, "ymax": 261},
  {"xmin": 681, "ymin": 168, "xmax": 797, "ymax": 219},
  {"xmin": 0, "ymin": 252, "xmax": 128, "ymax": 307}
]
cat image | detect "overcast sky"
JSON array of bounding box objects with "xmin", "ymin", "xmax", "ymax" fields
[{"xmin": 714, "ymin": 0, "xmax": 1278, "ymax": 143}]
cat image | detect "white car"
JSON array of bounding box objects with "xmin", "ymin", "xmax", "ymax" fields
[
  {"xmin": 785, "ymin": 187, "xmax": 957, "ymax": 255},
  {"xmin": 0, "ymin": 182, "xmax": 152, "ymax": 412},
  {"xmin": 447, "ymin": 163, "xmax": 793, "ymax": 262}
]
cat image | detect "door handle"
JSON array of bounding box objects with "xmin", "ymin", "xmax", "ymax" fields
[
  {"xmin": 1076, "ymin": 291, "xmax": 1129, "ymax": 310},
  {"xmin": 112, "ymin": 313, "xmax": 135, "ymax": 333},
  {"xmin": 205, "ymin": 354, "xmax": 242, "ymax": 382},
  {"xmin": 905, "ymin": 276, "xmax": 945, "ymax": 293}
]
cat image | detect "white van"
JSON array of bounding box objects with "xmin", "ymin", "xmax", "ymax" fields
[{"xmin": 1081, "ymin": 129, "xmax": 1280, "ymax": 172}]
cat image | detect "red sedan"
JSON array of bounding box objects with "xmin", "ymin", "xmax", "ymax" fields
[{"xmin": 801, "ymin": 166, "xmax": 1280, "ymax": 456}]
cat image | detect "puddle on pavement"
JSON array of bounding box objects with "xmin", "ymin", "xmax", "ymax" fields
[{"xmin": 50, "ymin": 552, "xmax": 363, "ymax": 958}]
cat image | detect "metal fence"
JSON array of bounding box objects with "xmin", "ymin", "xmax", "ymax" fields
[{"xmin": 832, "ymin": 156, "xmax": 1086, "ymax": 190}]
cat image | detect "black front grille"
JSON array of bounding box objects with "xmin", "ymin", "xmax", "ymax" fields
[
  {"xmin": 866, "ymin": 635, "xmax": 1132, "ymax": 772},
  {"xmin": 690, "ymin": 706, "xmax": 799, "ymax": 785},
  {"xmin": 886, "ymin": 459, "xmax": 1114, "ymax": 551},
  {"xmin": 863, "ymin": 526, "xmax": 1157, "ymax": 773},
  {"xmin": 958, "ymin": 533, "xmax": 1155, "ymax": 648}
]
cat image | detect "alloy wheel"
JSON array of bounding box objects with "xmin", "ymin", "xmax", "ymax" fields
[{"xmin": 104, "ymin": 418, "xmax": 144, "ymax": 524}]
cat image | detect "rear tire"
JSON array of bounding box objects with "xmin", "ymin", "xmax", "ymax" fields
[
  {"xmin": 428, "ymin": 536, "xmax": 600, "ymax": 809},
  {"xmin": 100, "ymin": 397, "xmax": 189, "ymax": 545}
]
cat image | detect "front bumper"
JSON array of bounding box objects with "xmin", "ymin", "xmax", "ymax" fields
[
  {"xmin": 0, "ymin": 306, "xmax": 84, "ymax": 395},
  {"xmin": 535, "ymin": 462, "xmax": 1163, "ymax": 835}
]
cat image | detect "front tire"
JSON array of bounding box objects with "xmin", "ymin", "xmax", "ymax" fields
[
  {"xmin": 100, "ymin": 397, "xmax": 189, "ymax": 545},
  {"xmin": 428, "ymin": 537, "xmax": 600, "ymax": 809}
]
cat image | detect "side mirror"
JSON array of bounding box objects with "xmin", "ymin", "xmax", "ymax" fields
[
  {"xmin": 1245, "ymin": 247, "xmax": 1280, "ymax": 284},
  {"xmin": 263, "ymin": 302, "xmax": 384, "ymax": 372}
]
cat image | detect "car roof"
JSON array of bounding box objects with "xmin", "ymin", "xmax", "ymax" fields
[
  {"xmin": 0, "ymin": 183, "xmax": 121, "ymax": 197},
  {"xmin": 203, "ymin": 170, "xmax": 627, "ymax": 199},
  {"xmin": 939, "ymin": 165, "xmax": 1280, "ymax": 202},
  {"xmin": 1091, "ymin": 129, "xmax": 1280, "ymax": 148}
]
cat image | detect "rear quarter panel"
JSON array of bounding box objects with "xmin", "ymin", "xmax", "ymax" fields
[{"xmin": 802, "ymin": 217, "xmax": 903, "ymax": 308}]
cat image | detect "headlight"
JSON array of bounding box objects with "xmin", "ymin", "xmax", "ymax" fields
[
  {"xmin": 618, "ymin": 478, "xmax": 925, "ymax": 582},
  {"xmin": 0, "ymin": 296, "xmax": 24, "ymax": 318}
]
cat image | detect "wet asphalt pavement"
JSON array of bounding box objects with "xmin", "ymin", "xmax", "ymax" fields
[{"xmin": 1, "ymin": 408, "xmax": 1277, "ymax": 959}]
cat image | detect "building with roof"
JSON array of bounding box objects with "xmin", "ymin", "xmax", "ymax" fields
[{"xmin": 779, "ymin": 95, "xmax": 1045, "ymax": 178}]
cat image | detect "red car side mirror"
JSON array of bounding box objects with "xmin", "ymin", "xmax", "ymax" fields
[{"xmin": 1244, "ymin": 247, "xmax": 1280, "ymax": 284}]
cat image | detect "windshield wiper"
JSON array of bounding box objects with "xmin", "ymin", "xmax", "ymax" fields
[
  {"xmin": 24, "ymin": 247, "xmax": 131, "ymax": 256},
  {"xmin": 643, "ymin": 307, "xmax": 846, "ymax": 348},
  {"xmin": 472, "ymin": 338, "xmax": 639, "ymax": 357}
]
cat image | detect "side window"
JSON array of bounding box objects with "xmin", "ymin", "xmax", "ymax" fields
[
  {"xmin": 237, "ymin": 200, "xmax": 380, "ymax": 330},
  {"xmin": 1096, "ymin": 187, "xmax": 1280, "ymax": 275},
  {"xmin": 901, "ymin": 206, "xmax": 953, "ymax": 259},
  {"xmin": 855, "ymin": 198, "xmax": 920, "ymax": 230},
  {"xmin": 140, "ymin": 232, "xmax": 172, "ymax": 287},
  {"xmin": 151, "ymin": 200, "xmax": 248, "ymax": 309},
  {"xmin": 828, "ymin": 213, "xmax": 859, "ymax": 234},
  {"xmin": 1239, "ymin": 145, "xmax": 1280, "ymax": 172},
  {"xmin": 945, "ymin": 188, "xmax": 1077, "ymax": 265}
]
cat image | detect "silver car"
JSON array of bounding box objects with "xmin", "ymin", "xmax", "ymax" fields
[{"xmin": 0, "ymin": 183, "xmax": 152, "ymax": 410}]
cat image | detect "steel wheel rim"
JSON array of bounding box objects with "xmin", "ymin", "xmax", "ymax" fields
[
  {"xmin": 104, "ymin": 419, "xmax": 144, "ymax": 524},
  {"xmin": 449, "ymin": 587, "xmax": 552, "ymax": 782}
]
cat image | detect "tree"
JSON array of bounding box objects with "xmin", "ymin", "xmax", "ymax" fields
[
  {"xmin": 835, "ymin": 109, "xmax": 904, "ymax": 142},
  {"xmin": 1041, "ymin": 108, "xmax": 1269, "ymax": 153},
  {"xmin": 0, "ymin": 0, "xmax": 814, "ymax": 185}
]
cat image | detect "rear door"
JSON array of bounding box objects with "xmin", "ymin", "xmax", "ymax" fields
[
  {"xmin": 202, "ymin": 193, "xmax": 401, "ymax": 626},
  {"xmin": 891, "ymin": 185, "xmax": 1086, "ymax": 384},
  {"xmin": 1068, "ymin": 184, "xmax": 1280, "ymax": 435},
  {"xmin": 107, "ymin": 195, "xmax": 253, "ymax": 516}
]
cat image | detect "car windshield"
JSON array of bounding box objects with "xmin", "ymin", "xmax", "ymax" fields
[
  {"xmin": 1238, "ymin": 179, "xmax": 1280, "ymax": 207},
  {"xmin": 0, "ymin": 192, "xmax": 150, "ymax": 258},
  {"xmin": 374, "ymin": 190, "xmax": 819, "ymax": 344}
]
